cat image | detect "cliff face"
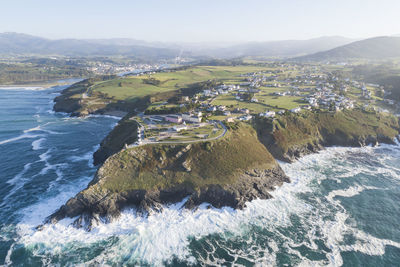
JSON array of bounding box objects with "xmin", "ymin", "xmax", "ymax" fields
[
  {"xmin": 46, "ymin": 109, "xmax": 400, "ymax": 230},
  {"xmin": 53, "ymin": 75, "xmax": 120, "ymax": 116},
  {"xmin": 47, "ymin": 123, "xmax": 289, "ymax": 229},
  {"xmin": 255, "ymin": 109, "xmax": 400, "ymax": 162},
  {"xmin": 93, "ymin": 118, "xmax": 139, "ymax": 165}
]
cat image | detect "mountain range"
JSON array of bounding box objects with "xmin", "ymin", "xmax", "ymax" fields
[
  {"xmin": 0, "ymin": 33, "xmax": 179, "ymax": 59},
  {"xmin": 295, "ymin": 36, "xmax": 400, "ymax": 61},
  {"xmin": 193, "ymin": 36, "xmax": 355, "ymax": 58},
  {"xmin": 1, "ymin": 33, "xmax": 400, "ymax": 61},
  {"xmin": 0, "ymin": 33, "xmax": 354, "ymax": 59}
]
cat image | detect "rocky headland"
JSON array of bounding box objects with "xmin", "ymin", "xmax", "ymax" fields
[{"xmin": 47, "ymin": 82, "xmax": 400, "ymax": 231}]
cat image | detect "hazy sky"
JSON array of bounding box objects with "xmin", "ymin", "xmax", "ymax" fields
[{"xmin": 1, "ymin": 0, "xmax": 399, "ymax": 42}]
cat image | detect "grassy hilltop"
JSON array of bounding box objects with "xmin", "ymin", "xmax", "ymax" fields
[
  {"xmin": 96, "ymin": 123, "xmax": 277, "ymax": 192},
  {"xmin": 49, "ymin": 123, "xmax": 288, "ymax": 226}
]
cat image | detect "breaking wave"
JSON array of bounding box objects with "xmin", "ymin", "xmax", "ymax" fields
[{"xmin": 8, "ymin": 145, "xmax": 400, "ymax": 266}]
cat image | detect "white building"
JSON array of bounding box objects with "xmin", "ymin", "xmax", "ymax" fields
[
  {"xmin": 290, "ymin": 107, "xmax": 302, "ymax": 113},
  {"xmin": 260, "ymin": 110, "xmax": 275, "ymax": 118}
]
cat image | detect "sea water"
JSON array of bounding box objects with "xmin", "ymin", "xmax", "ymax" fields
[{"xmin": 0, "ymin": 86, "xmax": 399, "ymax": 266}]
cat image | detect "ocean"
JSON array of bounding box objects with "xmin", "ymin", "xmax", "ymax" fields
[{"xmin": 0, "ymin": 86, "xmax": 399, "ymax": 266}]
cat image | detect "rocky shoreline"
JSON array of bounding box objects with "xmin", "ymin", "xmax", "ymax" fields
[
  {"xmin": 46, "ymin": 166, "xmax": 289, "ymax": 230},
  {"xmin": 44, "ymin": 122, "xmax": 290, "ymax": 230},
  {"xmin": 44, "ymin": 97, "xmax": 400, "ymax": 231}
]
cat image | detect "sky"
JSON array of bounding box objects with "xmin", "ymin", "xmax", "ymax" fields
[{"xmin": 1, "ymin": 0, "xmax": 399, "ymax": 43}]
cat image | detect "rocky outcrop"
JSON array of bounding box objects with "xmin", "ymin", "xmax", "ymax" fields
[
  {"xmin": 93, "ymin": 118, "xmax": 139, "ymax": 165},
  {"xmin": 46, "ymin": 166, "xmax": 288, "ymax": 230},
  {"xmin": 255, "ymin": 109, "xmax": 400, "ymax": 162},
  {"xmin": 45, "ymin": 110, "xmax": 400, "ymax": 231},
  {"xmin": 53, "ymin": 75, "xmax": 124, "ymax": 117},
  {"xmin": 46, "ymin": 123, "xmax": 289, "ymax": 230}
]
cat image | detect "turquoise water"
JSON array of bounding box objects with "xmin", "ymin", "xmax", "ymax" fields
[{"xmin": 0, "ymin": 86, "xmax": 399, "ymax": 266}]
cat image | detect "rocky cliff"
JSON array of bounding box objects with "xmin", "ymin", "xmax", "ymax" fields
[
  {"xmin": 46, "ymin": 109, "xmax": 400, "ymax": 230},
  {"xmin": 255, "ymin": 109, "xmax": 400, "ymax": 162},
  {"xmin": 93, "ymin": 118, "xmax": 139, "ymax": 165},
  {"xmin": 47, "ymin": 123, "xmax": 289, "ymax": 230}
]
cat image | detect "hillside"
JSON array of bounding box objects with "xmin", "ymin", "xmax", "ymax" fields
[
  {"xmin": 53, "ymin": 65, "xmax": 273, "ymax": 116},
  {"xmin": 45, "ymin": 108, "xmax": 400, "ymax": 230},
  {"xmin": 255, "ymin": 109, "xmax": 400, "ymax": 162},
  {"xmin": 193, "ymin": 36, "xmax": 354, "ymax": 58},
  {"xmin": 295, "ymin": 36, "xmax": 400, "ymax": 61}
]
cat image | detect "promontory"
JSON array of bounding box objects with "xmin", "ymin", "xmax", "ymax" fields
[{"xmin": 47, "ymin": 63, "xmax": 400, "ymax": 229}]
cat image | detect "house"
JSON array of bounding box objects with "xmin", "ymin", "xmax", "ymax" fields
[
  {"xmin": 173, "ymin": 125, "xmax": 187, "ymax": 132},
  {"xmin": 241, "ymin": 108, "xmax": 250, "ymax": 114},
  {"xmin": 182, "ymin": 113, "xmax": 202, "ymax": 123},
  {"xmin": 239, "ymin": 115, "xmax": 253, "ymax": 121},
  {"xmin": 225, "ymin": 117, "xmax": 235, "ymax": 123},
  {"xmin": 203, "ymin": 90, "xmax": 211, "ymax": 96},
  {"xmin": 186, "ymin": 116, "xmax": 202, "ymax": 123},
  {"xmin": 290, "ymin": 107, "xmax": 301, "ymax": 113},
  {"xmin": 181, "ymin": 96, "xmax": 190, "ymax": 102},
  {"xmin": 263, "ymin": 111, "xmax": 276, "ymax": 118},
  {"xmin": 207, "ymin": 106, "xmax": 217, "ymax": 112},
  {"xmin": 165, "ymin": 115, "xmax": 182, "ymax": 124}
]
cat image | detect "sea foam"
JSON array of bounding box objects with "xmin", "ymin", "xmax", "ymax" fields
[{"xmin": 11, "ymin": 145, "xmax": 400, "ymax": 266}]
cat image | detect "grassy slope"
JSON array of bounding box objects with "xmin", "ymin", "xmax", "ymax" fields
[
  {"xmin": 298, "ymin": 37, "xmax": 400, "ymax": 61},
  {"xmin": 95, "ymin": 123, "xmax": 277, "ymax": 192},
  {"xmin": 255, "ymin": 109, "xmax": 400, "ymax": 159},
  {"xmin": 0, "ymin": 62, "xmax": 91, "ymax": 84},
  {"xmin": 57, "ymin": 65, "xmax": 305, "ymax": 115},
  {"xmin": 91, "ymin": 65, "xmax": 271, "ymax": 101}
]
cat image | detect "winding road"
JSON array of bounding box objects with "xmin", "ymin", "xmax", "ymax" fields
[{"xmin": 128, "ymin": 120, "xmax": 227, "ymax": 148}]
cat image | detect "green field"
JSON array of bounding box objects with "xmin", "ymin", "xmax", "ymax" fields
[{"xmin": 90, "ymin": 65, "xmax": 273, "ymax": 101}]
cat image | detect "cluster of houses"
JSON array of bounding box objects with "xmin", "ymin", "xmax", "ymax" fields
[
  {"xmin": 147, "ymin": 64, "xmax": 397, "ymax": 129},
  {"xmin": 304, "ymin": 89, "xmax": 355, "ymax": 111},
  {"xmin": 203, "ymin": 84, "xmax": 239, "ymax": 97},
  {"xmin": 88, "ymin": 62, "xmax": 160, "ymax": 75},
  {"xmin": 361, "ymin": 85, "xmax": 372, "ymax": 99}
]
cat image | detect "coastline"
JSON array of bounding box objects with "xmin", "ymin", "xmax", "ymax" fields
[
  {"xmin": 0, "ymin": 78, "xmax": 85, "ymax": 90},
  {"xmin": 44, "ymin": 80, "xmax": 400, "ymax": 230}
]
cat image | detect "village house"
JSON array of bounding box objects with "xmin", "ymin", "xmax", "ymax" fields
[
  {"xmin": 173, "ymin": 125, "xmax": 188, "ymax": 132},
  {"xmin": 239, "ymin": 115, "xmax": 253, "ymax": 121},
  {"xmin": 290, "ymin": 107, "xmax": 302, "ymax": 113},
  {"xmin": 182, "ymin": 113, "xmax": 202, "ymax": 123},
  {"xmin": 165, "ymin": 115, "xmax": 182, "ymax": 124},
  {"xmin": 260, "ymin": 110, "xmax": 276, "ymax": 118}
]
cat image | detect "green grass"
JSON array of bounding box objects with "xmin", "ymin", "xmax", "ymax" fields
[
  {"xmin": 97, "ymin": 123, "xmax": 277, "ymax": 192},
  {"xmin": 256, "ymin": 109, "xmax": 400, "ymax": 158},
  {"xmin": 144, "ymin": 123, "xmax": 224, "ymax": 142},
  {"xmin": 90, "ymin": 65, "xmax": 273, "ymax": 101},
  {"xmin": 211, "ymin": 92, "xmax": 302, "ymax": 113}
]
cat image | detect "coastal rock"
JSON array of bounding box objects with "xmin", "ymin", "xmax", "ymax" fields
[
  {"xmin": 46, "ymin": 165, "xmax": 289, "ymax": 230},
  {"xmin": 255, "ymin": 110, "xmax": 400, "ymax": 162},
  {"xmin": 46, "ymin": 123, "xmax": 289, "ymax": 229},
  {"xmin": 46, "ymin": 110, "xmax": 400, "ymax": 231}
]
